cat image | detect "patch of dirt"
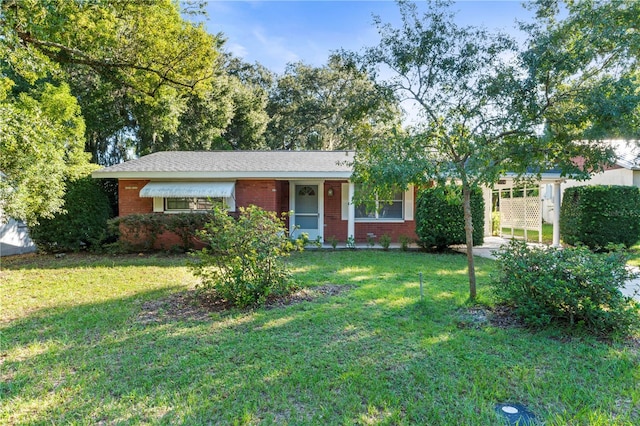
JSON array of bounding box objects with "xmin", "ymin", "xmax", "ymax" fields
[
  {"xmin": 456, "ymin": 305, "xmax": 524, "ymax": 329},
  {"xmin": 136, "ymin": 284, "xmax": 352, "ymax": 323},
  {"xmin": 264, "ymin": 284, "xmax": 353, "ymax": 309}
]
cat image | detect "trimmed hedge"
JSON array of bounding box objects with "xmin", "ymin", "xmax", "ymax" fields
[
  {"xmin": 416, "ymin": 184, "xmax": 484, "ymax": 249},
  {"xmin": 30, "ymin": 177, "xmax": 113, "ymax": 252},
  {"xmin": 560, "ymin": 185, "xmax": 640, "ymax": 249},
  {"xmin": 108, "ymin": 212, "xmax": 214, "ymax": 252}
]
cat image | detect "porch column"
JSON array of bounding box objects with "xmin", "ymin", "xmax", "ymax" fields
[
  {"xmin": 483, "ymin": 186, "xmax": 493, "ymax": 237},
  {"xmin": 552, "ymin": 181, "xmax": 562, "ymax": 247},
  {"xmin": 348, "ymin": 182, "xmax": 355, "ymax": 240}
]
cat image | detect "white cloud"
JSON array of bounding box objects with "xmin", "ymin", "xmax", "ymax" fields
[
  {"xmin": 226, "ymin": 42, "xmax": 248, "ymax": 59},
  {"xmin": 251, "ymin": 27, "xmax": 300, "ymax": 72}
]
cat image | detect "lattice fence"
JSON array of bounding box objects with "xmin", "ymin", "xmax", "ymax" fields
[{"xmin": 499, "ymin": 187, "xmax": 542, "ymax": 242}]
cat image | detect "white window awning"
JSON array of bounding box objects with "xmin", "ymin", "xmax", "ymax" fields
[{"xmin": 139, "ymin": 182, "xmax": 235, "ymax": 198}]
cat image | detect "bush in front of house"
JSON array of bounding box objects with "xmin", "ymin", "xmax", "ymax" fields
[
  {"xmin": 492, "ymin": 240, "xmax": 640, "ymax": 337},
  {"xmin": 30, "ymin": 176, "xmax": 113, "ymax": 252},
  {"xmin": 189, "ymin": 205, "xmax": 304, "ymax": 308},
  {"xmin": 415, "ymin": 184, "xmax": 484, "ymax": 250},
  {"xmin": 561, "ymin": 185, "xmax": 640, "ymax": 249},
  {"xmin": 107, "ymin": 212, "xmax": 214, "ymax": 252}
]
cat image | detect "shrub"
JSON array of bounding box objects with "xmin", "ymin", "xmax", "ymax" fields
[
  {"xmin": 491, "ymin": 211, "xmax": 500, "ymax": 236},
  {"xmin": 366, "ymin": 234, "xmax": 376, "ymax": 248},
  {"xmin": 492, "ymin": 240, "xmax": 640, "ymax": 337},
  {"xmin": 415, "ymin": 184, "xmax": 484, "ymax": 249},
  {"xmin": 380, "ymin": 234, "xmax": 391, "ymax": 251},
  {"xmin": 561, "ymin": 185, "xmax": 640, "ymax": 249},
  {"xmin": 399, "ymin": 235, "xmax": 412, "ymax": 251},
  {"xmin": 108, "ymin": 212, "xmax": 213, "ymax": 252},
  {"xmin": 30, "ymin": 176, "xmax": 113, "ymax": 252},
  {"xmin": 189, "ymin": 206, "xmax": 303, "ymax": 308}
]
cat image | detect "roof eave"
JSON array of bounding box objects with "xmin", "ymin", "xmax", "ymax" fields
[{"xmin": 91, "ymin": 171, "xmax": 353, "ymax": 179}]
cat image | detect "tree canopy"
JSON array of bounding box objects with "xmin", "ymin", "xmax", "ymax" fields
[
  {"xmin": 0, "ymin": 0, "xmax": 223, "ymax": 222},
  {"xmin": 265, "ymin": 54, "xmax": 401, "ymax": 150}
]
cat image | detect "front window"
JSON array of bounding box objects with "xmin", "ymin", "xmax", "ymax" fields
[
  {"xmin": 355, "ymin": 189, "xmax": 404, "ymax": 220},
  {"xmin": 165, "ymin": 197, "xmax": 222, "ymax": 211}
]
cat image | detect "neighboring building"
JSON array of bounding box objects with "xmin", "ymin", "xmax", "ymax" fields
[
  {"xmin": 0, "ymin": 214, "xmax": 37, "ymax": 256},
  {"xmin": 92, "ymin": 151, "xmax": 417, "ymax": 248}
]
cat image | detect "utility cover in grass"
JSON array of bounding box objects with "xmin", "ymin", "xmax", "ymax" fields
[{"xmin": 495, "ymin": 403, "xmax": 537, "ymax": 425}]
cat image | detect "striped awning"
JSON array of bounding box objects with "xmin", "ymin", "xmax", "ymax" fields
[{"xmin": 139, "ymin": 182, "xmax": 235, "ymax": 198}]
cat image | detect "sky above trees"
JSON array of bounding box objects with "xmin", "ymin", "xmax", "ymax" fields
[{"xmin": 201, "ymin": 1, "xmax": 536, "ymax": 73}]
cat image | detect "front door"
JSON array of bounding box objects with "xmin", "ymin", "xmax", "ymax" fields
[{"xmin": 294, "ymin": 184, "xmax": 320, "ymax": 241}]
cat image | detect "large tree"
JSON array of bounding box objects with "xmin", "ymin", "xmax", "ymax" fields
[
  {"xmin": 523, "ymin": 0, "xmax": 640, "ymax": 144},
  {"xmin": 0, "ymin": 82, "xmax": 89, "ymax": 225},
  {"xmin": 351, "ymin": 0, "xmax": 624, "ymax": 299},
  {"xmin": 0, "ymin": 0, "xmax": 222, "ymax": 221},
  {"xmin": 265, "ymin": 54, "xmax": 401, "ymax": 150},
  {"xmin": 143, "ymin": 57, "xmax": 273, "ymax": 153}
]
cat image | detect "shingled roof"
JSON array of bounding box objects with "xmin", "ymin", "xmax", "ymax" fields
[{"xmin": 92, "ymin": 150, "xmax": 355, "ymax": 179}]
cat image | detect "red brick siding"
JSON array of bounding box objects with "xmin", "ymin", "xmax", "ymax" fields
[
  {"xmin": 116, "ymin": 178, "xmax": 417, "ymax": 248},
  {"xmin": 235, "ymin": 180, "xmax": 278, "ymax": 211},
  {"xmin": 118, "ymin": 180, "xmax": 152, "ymax": 216},
  {"xmin": 324, "ymin": 181, "xmax": 348, "ymax": 241}
]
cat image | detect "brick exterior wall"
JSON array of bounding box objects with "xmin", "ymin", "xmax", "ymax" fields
[
  {"xmin": 235, "ymin": 180, "xmax": 278, "ymax": 211},
  {"xmin": 323, "ymin": 180, "xmax": 418, "ymax": 244},
  {"xmin": 323, "ymin": 181, "xmax": 347, "ymax": 241},
  {"xmin": 116, "ymin": 178, "xmax": 417, "ymax": 248},
  {"xmin": 118, "ymin": 180, "xmax": 152, "ymax": 216}
]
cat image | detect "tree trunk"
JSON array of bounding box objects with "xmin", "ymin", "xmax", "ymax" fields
[{"xmin": 462, "ymin": 183, "xmax": 477, "ymax": 300}]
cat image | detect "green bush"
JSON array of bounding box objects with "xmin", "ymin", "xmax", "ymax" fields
[
  {"xmin": 561, "ymin": 185, "xmax": 640, "ymax": 249},
  {"xmin": 415, "ymin": 184, "xmax": 484, "ymax": 249},
  {"xmin": 189, "ymin": 206, "xmax": 303, "ymax": 308},
  {"xmin": 30, "ymin": 177, "xmax": 113, "ymax": 252},
  {"xmin": 492, "ymin": 240, "xmax": 640, "ymax": 337},
  {"xmin": 108, "ymin": 212, "xmax": 214, "ymax": 252}
]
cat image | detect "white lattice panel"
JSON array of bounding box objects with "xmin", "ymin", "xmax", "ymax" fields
[
  {"xmin": 499, "ymin": 187, "xmax": 543, "ymax": 242},
  {"xmin": 501, "ymin": 198, "xmax": 541, "ymax": 229}
]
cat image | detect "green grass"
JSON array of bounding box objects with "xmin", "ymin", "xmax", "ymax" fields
[
  {"xmin": 628, "ymin": 243, "xmax": 640, "ymax": 267},
  {"xmin": 1, "ymin": 251, "xmax": 639, "ymax": 425},
  {"xmin": 501, "ymin": 223, "xmax": 555, "ymax": 244}
]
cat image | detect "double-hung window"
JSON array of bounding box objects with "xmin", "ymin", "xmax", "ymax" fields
[
  {"xmin": 165, "ymin": 197, "xmax": 223, "ymax": 212},
  {"xmin": 354, "ymin": 186, "xmax": 404, "ymax": 221},
  {"xmin": 340, "ymin": 183, "xmax": 414, "ymax": 222}
]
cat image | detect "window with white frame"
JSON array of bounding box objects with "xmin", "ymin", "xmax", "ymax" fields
[
  {"xmin": 164, "ymin": 197, "xmax": 224, "ymax": 212},
  {"xmin": 354, "ymin": 188, "xmax": 404, "ymax": 220},
  {"xmin": 340, "ymin": 183, "xmax": 414, "ymax": 222}
]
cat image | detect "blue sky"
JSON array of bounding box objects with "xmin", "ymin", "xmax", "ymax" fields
[{"xmin": 200, "ymin": 1, "xmax": 536, "ymax": 73}]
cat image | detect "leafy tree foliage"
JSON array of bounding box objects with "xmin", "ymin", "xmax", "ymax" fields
[
  {"xmin": 0, "ymin": 0, "xmax": 224, "ymax": 220},
  {"xmin": 0, "ymin": 82, "xmax": 89, "ymax": 225},
  {"xmin": 265, "ymin": 54, "xmax": 401, "ymax": 150},
  {"xmin": 350, "ymin": 0, "xmax": 621, "ymax": 299},
  {"xmin": 523, "ymin": 0, "xmax": 640, "ymax": 146}
]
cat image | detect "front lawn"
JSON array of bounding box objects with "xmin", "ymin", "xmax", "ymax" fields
[
  {"xmin": 500, "ymin": 223, "xmax": 555, "ymax": 244},
  {"xmin": 1, "ymin": 251, "xmax": 638, "ymax": 425}
]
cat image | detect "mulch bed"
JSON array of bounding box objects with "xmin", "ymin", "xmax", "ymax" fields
[
  {"xmin": 136, "ymin": 284, "xmax": 353, "ymax": 324},
  {"xmin": 456, "ymin": 305, "xmax": 525, "ymax": 330}
]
